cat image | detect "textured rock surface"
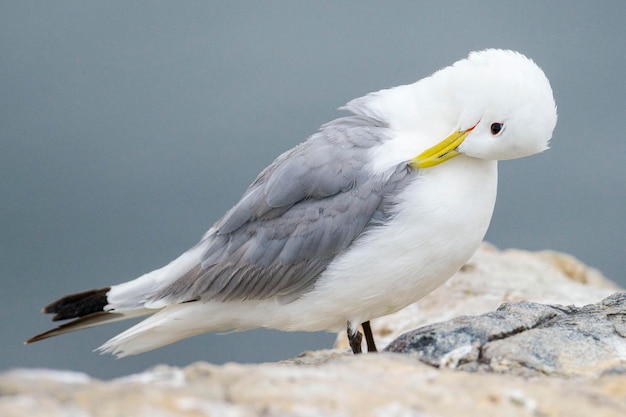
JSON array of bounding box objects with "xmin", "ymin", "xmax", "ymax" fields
[
  {"xmin": 2, "ymin": 354, "xmax": 626, "ymax": 417},
  {"xmin": 2, "ymin": 247, "xmax": 625, "ymax": 417},
  {"xmin": 386, "ymin": 292, "xmax": 626, "ymax": 377}
]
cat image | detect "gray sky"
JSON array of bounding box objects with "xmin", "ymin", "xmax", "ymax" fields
[{"xmin": 2, "ymin": 1, "xmax": 624, "ymax": 379}]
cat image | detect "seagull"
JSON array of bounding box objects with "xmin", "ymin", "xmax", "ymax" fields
[{"xmin": 26, "ymin": 49, "xmax": 557, "ymax": 357}]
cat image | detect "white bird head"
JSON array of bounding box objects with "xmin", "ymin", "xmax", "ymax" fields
[{"xmin": 411, "ymin": 49, "xmax": 557, "ymax": 168}]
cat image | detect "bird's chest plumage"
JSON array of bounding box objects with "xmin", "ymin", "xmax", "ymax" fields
[{"xmin": 310, "ymin": 157, "xmax": 498, "ymax": 322}]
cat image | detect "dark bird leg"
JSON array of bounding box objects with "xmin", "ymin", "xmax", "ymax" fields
[
  {"xmin": 347, "ymin": 321, "xmax": 363, "ymax": 354},
  {"xmin": 362, "ymin": 320, "xmax": 378, "ymax": 352}
]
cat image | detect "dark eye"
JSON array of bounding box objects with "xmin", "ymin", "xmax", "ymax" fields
[{"xmin": 490, "ymin": 122, "xmax": 504, "ymax": 136}]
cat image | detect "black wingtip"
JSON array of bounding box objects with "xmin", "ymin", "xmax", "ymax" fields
[
  {"xmin": 25, "ymin": 311, "xmax": 124, "ymax": 344},
  {"xmin": 42, "ymin": 287, "xmax": 111, "ymax": 321}
]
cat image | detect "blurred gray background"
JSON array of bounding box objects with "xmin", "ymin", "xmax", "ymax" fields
[{"xmin": 2, "ymin": 1, "xmax": 624, "ymax": 379}]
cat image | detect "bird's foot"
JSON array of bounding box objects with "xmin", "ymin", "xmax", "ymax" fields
[
  {"xmin": 362, "ymin": 320, "xmax": 378, "ymax": 352},
  {"xmin": 347, "ymin": 321, "xmax": 378, "ymax": 354},
  {"xmin": 347, "ymin": 322, "xmax": 363, "ymax": 354}
]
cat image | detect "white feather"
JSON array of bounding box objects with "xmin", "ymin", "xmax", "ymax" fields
[{"xmin": 106, "ymin": 240, "xmax": 207, "ymax": 311}]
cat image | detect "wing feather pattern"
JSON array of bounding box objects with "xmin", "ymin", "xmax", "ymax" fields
[{"xmin": 153, "ymin": 115, "xmax": 415, "ymax": 304}]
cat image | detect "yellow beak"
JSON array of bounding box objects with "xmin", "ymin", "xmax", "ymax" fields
[{"xmin": 410, "ymin": 127, "xmax": 474, "ymax": 169}]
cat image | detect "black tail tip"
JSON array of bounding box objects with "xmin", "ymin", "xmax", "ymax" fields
[{"xmin": 43, "ymin": 287, "xmax": 111, "ymax": 321}]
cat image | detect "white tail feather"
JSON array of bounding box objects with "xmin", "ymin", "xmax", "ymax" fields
[
  {"xmin": 106, "ymin": 240, "xmax": 207, "ymax": 311},
  {"xmin": 97, "ymin": 302, "xmax": 228, "ymax": 357}
]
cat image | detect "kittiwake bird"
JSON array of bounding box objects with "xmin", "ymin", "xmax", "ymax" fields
[{"xmin": 26, "ymin": 49, "xmax": 557, "ymax": 357}]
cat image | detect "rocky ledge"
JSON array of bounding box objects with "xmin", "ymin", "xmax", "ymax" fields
[
  {"xmin": 2, "ymin": 244, "xmax": 625, "ymax": 417},
  {"xmin": 386, "ymin": 292, "xmax": 626, "ymax": 377}
]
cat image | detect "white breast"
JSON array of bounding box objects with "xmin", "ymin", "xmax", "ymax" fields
[{"xmin": 297, "ymin": 156, "xmax": 498, "ymax": 330}]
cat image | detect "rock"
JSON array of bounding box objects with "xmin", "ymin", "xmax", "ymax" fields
[
  {"xmin": 534, "ymin": 250, "xmax": 620, "ymax": 289},
  {"xmin": 385, "ymin": 292, "xmax": 626, "ymax": 377},
  {"xmin": 2, "ymin": 354, "xmax": 626, "ymax": 417},
  {"xmin": 335, "ymin": 244, "xmax": 621, "ymax": 351}
]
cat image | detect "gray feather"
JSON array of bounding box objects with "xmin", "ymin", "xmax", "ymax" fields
[{"xmin": 153, "ymin": 115, "xmax": 415, "ymax": 304}]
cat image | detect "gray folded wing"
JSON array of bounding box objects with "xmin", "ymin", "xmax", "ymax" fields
[{"xmin": 153, "ymin": 115, "xmax": 415, "ymax": 304}]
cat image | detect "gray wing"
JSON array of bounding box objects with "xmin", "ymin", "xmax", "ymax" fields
[{"xmin": 154, "ymin": 115, "xmax": 415, "ymax": 304}]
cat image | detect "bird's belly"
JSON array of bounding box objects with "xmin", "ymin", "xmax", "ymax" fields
[{"xmin": 293, "ymin": 157, "xmax": 498, "ymax": 330}]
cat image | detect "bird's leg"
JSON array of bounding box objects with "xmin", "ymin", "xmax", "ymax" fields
[
  {"xmin": 361, "ymin": 321, "xmax": 378, "ymax": 352},
  {"xmin": 347, "ymin": 321, "xmax": 363, "ymax": 354}
]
